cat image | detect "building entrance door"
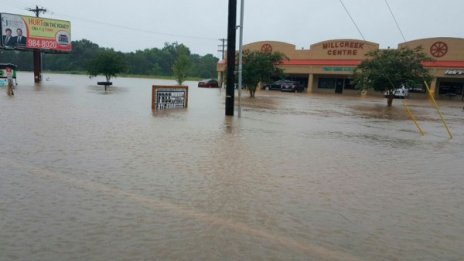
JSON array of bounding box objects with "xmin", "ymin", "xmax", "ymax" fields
[
  {"xmin": 438, "ymin": 81, "xmax": 463, "ymax": 100},
  {"xmin": 335, "ymin": 79, "xmax": 344, "ymax": 94}
]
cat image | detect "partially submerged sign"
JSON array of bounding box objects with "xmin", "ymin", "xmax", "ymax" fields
[
  {"xmin": 0, "ymin": 63, "xmax": 17, "ymax": 86},
  {"xmin": 152, "ymin": 85, "xmax": 188, "ymax": 111}
]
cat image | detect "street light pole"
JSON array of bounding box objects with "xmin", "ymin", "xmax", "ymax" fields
[
  {"xmin": 237, "ymin": 0, "xmax": 245, "ymax": 117},
  {"xmin": 225, "ymin": 0, "xmax": 237, "ymax": 116}
]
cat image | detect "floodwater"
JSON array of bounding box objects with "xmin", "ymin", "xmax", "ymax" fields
[{"xmin": 1, "ymin": 72, "xmax": 463, "ymax": 261}]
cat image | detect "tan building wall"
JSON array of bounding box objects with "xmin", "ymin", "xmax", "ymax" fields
[
  {"xmin": 399, "ymin": 37, "xmax": 464, "ymax": 61},
  {"xmin": 218, "ymin": 38, "xmax": 464, "ymax": 99},
  {"xmin": 309, "ymin": 39, "xmax": 379, "ymax": 60}
]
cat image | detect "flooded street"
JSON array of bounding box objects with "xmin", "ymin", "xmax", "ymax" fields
[{"xmin": 1, "ymin": 72, "xmax": 463, "ymax": 260}]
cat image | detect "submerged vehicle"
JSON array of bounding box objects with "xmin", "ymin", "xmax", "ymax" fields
[{"xmin": 198, "ymin": 79, "xmax": 219, "ymax": 88}]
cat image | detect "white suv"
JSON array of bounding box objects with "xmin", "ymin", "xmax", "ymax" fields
[{"xmin": 384, "ymin": 85, "xmax": 409, "ymax": 99}]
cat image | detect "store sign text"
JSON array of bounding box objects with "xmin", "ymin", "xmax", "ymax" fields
[
  {"xmin": 323, "ymin": 41, "xmax": 365, "ymax": 56},
  {"xmin": 323, "ymin": 67, "xmax": 354, "ymax": 72},
  {"xmin": 444, "ymin": 70, "xmax": 464, "ymax": 75}
]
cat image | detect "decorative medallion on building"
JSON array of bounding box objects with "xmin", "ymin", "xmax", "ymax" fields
[
  {"xmin": 261, "ymin": 44, "xmax": 273, "ymax": 53},
  {"xmin": 430, "ymin": 41, "xmax": 448, "ymax": 58}
]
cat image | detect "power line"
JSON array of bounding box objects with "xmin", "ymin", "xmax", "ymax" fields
[
  {"xmin": 384, "ymin": 0, "xmax": 407, "ymax": 42},
  {"xmin": 338, "ymin": 0, "xmax": 365, "ymax": 40},
  {"xmin": 52, "ymin": 11, "xmax": 218, "ymax": 42}
]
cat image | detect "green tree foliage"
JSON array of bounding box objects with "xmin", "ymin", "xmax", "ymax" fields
[
  {"xmin": 0, "ymin": 39, "xmax": 218, "ymax": 79},
  {"xmin": 0, "ymin": 50, "xmax": 33, "ymax": 70},
  {"xmin": 354, "ymin": 47, "xmax": 432, "ymax": 106},
  {"xmin": 172, "ymin": 48, "xmax": 190, "ymax": 85},
  {"xmin": 242, "ymin": 50, "xmax": 286, "ymax": 97},
  {"xmin": 87, "ymin": 50, "xmax": 126, "ymax": 82}
]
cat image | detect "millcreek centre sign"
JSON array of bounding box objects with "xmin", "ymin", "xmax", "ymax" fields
[
  {"xmin": 322, "ymin": 41, "xmax": 365, "ymax": 56},
  {"xmin": 152, "ymin": 85, "xmax": 188, "ymax": 111}
]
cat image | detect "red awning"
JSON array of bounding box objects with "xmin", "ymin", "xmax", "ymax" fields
[
  {"xmin": 279, "ymin": 59, "xmax": 464, "ymax": 69},
  {"xmin": 422, "ymin": 61, "xmax": 464, "ymax": 68},
  {"xmin": 280, "ymin": 59, "xmax": 361, "ymax": 66}
]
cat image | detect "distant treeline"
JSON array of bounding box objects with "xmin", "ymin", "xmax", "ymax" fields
[{"xmin": 0, "ymin": 39, "xmax": 219, "ymax": 79}]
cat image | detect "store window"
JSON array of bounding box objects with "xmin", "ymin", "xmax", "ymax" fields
[
  {"xmin": 439, "ymin": 82, "xmax": 463, "ymax": 95},
  {"xmin": 344, "ymin": 79, "xmax": 355, "ymax": 90},
  {"xmin": 318, "ymin": 78, "xmax": 355, "ymax": 90},
  {"xmin": 318, "ymin": 78, "xmax": 336, "ymax": 89}
]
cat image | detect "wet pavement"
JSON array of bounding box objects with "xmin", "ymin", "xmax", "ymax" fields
[{"xmin": 1, "ymin": 72, "xmax": 463, "ymax": 260}]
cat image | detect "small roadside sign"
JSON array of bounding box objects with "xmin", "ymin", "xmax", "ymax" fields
[{"xmin": 6, "ymin": 67, "xmax": 12, "ymax": 79}]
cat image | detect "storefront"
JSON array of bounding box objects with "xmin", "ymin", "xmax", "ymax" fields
[
  {"xmin": 217, "ymin": 37, "xmax": 464, "ymax": 99},
  {"xmin": 399, "ymin": 38, "xmax": 464, "ymax": 100}
]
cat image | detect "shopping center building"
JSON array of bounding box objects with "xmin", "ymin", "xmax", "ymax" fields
[{"xmin": 217, "ymin": 37, "xmax": 464, "ymax": 99}]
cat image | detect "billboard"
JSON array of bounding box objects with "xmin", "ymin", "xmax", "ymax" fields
[{"xmin": 1, "ymin": 13, "xmax": 71, "ymax": 52}]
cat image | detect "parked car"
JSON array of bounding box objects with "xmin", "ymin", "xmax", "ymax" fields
[
  {"xmin": 280, "ymin": 81, "xmax": 304, "ymax": 93},
  {"xmin": 262, "ymin": 80, "xmax": 292, "ymax": 90},
  {"xmin": 198, "ymin": 79, "xmax": 219, "ymax": 88},
  {"xmin": 263, "ymin": 80, "xmax": 304, "ymax": 92},
  {"xmin": 384, "ymin": 86, "xmax": 409, "ymax": 98}
]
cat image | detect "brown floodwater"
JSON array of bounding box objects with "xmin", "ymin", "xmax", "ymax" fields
[{"xmin": 1, "ymin": 72, "xmax": 463, "ymax": 260}]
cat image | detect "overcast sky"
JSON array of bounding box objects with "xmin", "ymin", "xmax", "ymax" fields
[{"xmin": 2, "ymin": 0, "xmax": 463, "ymax": 57}]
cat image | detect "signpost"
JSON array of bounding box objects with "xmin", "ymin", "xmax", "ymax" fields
[{"xmin": 152, "ymin": 85, "xmax": 189, "ymax": 111}]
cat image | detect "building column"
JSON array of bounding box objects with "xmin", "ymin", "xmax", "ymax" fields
[
  {"xmin": 307, "ymin": 74, "xmax": 314, "ymax": 93},
  {"xmin": 429, "ymin": 78, "xmax": 438, "ymax": 98},
  {"xmin": 217, "ymin": 71, "xmax": 223, "ymax": 87}
]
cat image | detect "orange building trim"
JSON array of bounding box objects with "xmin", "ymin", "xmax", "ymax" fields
[
  {"xmin": 280, "ymin": 60, "xmax": 361, "ymax": 66},
  {"xmin": 422, "ymin": 61, "xmax": 464, "ymax": 68}
]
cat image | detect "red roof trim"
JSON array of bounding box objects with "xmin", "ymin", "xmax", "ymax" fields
[
  {"xmin": 280, "ymin": 59, "xmax": 464, "ymax": 69},
  {"xmin": 422, "ymin": 61, "xmax": 464, "ymax": 68},
  {"xmin": 219, "ymin": 59, "xmax": 464, "ymax": 69},
  {"xmin": 280, "ymin": 59, "xmax": 361, "ymax": 66}
]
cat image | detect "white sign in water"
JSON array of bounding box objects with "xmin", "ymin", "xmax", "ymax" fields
[{"xmin": 152, "ymin": 85, "xmax": 188, "ymax": 111}]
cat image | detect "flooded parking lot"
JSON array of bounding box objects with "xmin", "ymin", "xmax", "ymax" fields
[{"xmin": 1, "ymin": 72, "xmax": 463, "ymax": 260}]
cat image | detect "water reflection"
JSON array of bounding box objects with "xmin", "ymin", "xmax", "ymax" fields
[{"xmin": 0, "ymin": 72, "xmax": 463, "ymax": 260}]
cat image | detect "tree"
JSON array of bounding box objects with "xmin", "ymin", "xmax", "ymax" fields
[
  {"xmin": 242, "ymin": 50, "xmax": 286, "ymax": 97},
  {"xmin": 172, "ymin": 48, "xmax": 190, "ymax": 85},
  {"xmin": 354, "ymin": 46, "xmax": 432, "ymax": 106},
  {"xmin": 87, "ymin": 50, "xmax": 126, "ymax": 82},
  {"xmin": 2, "ymin": 39, "xmax": 218, "ymax": 80}
]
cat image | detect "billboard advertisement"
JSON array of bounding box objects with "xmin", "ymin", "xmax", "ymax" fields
[{"xmin": 1, "ymin": 13, "xmax": 71, "ymax": 52}]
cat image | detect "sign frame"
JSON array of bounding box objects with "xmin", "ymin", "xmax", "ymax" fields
[{"xmin": 152, "ymin": 85, "xmax": 189, "ymax": 111}]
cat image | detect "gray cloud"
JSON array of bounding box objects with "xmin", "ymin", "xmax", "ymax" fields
[{"xmin": 3, "ymin": 0, "xmax": 463, "ymax": 56}]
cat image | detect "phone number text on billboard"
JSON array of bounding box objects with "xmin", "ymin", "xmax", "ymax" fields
[{"xmin": 28, "ymin": 39, "xmax": 57, "ymax": 49}]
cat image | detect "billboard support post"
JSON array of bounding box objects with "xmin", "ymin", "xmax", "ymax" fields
[
  {"xmin": 28, "ymin": 6, "xmax": 47, "ymax": 84},
  {"xmin": 33, "ymin": 50, "xmax": 42, "ymax": 83}
]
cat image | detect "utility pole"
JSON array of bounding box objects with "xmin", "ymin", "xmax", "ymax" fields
[
  {"xmin": 226, "ymin": 0, "xmax": 237, "ymax": 116},
  {"xmin": 218, "ymin": 38, "xmax": 227, "ymax": 60},
  {"xmin": 218, "ymin": 38, "xmax": 227, "ymax": 88},
  {"xmin": 27, "ymin": 5, "xmax": 47, "ymax": 83},
  {"xmin": 27, "ymin": 5, "xmax": 47, "ymax": 17}
]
